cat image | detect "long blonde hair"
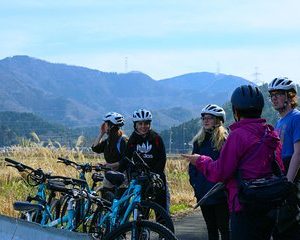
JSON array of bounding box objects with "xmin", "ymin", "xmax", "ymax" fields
[{"xmin": 192, "ymin": 119, "xmax": 228, "ymax": 151}]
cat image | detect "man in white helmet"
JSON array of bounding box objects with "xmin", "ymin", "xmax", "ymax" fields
[{"xmin": 268, "ymin": 77, "xmax": 300, "ymax": 239}]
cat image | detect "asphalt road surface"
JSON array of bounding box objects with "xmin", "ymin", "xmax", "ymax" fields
[{"xmin": 174, "ymin": 210, "xmax": 208, "ymax": 240}]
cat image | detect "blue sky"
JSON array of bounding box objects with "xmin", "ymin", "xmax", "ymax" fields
[{"xmin": 1, "ymin": 0, "xmax": 300, "ymax": 84}]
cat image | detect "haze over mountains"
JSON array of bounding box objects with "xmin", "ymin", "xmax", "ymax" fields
[{"xmin": 0, "ymin": 55, "xmax": 252, "ymax": 130}]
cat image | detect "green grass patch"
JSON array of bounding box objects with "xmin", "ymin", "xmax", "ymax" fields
[{"xmin": 170, "ymin": 203, "xmax": 191, "ymax": 215}]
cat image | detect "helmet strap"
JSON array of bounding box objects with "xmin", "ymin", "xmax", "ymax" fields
[
  {"xmin": 232, "ymin": 106, "xmax": 240, "ymax": 122},
  {"xmin": 277, "ymin": 92, "xmax": 290, "ymax": 114}
]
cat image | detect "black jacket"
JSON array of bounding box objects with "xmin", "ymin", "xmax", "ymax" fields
[
  {"xmin": 91, "ymin": 136, "xmax": 127, "ymax": 164},
  {"xmin": 120, "ymin": 130, "xmax": 166, "ymax": 179},
  {"xmin": 189, "ymin": 133, "xmax": 227, "ymax": 204}
]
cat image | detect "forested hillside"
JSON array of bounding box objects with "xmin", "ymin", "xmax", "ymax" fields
[
  {"xmin": 2, "ymin": 84, "xmax": 299, "ymax": 149},
  {"xmin": 0, "ymin": 112, "xmax": 74, "ymax": 146},
  {"xmin": 0, "ymin": 55, "xmax": 251, "ymax": 129},
  {"xmin": 160, "ymin": 84, "xmax": 299, "ymax": 153}
]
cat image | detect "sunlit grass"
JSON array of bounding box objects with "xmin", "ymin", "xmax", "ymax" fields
[{"xmin": 0, "ymin": 147, "xmax": 195, "ymax": 217}]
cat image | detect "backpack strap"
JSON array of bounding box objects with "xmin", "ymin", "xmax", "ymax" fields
[
  {"xmin": 116, "ymin": 136, "xmax": 123, "ymax": 154},
  {"xmin": 237, "ymin": 127, "xmax": 283, "ymax": 184}
]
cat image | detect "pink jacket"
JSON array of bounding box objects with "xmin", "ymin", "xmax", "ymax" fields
[{"xmin": 195, "ymin": 118, "xmax": 284, "ymax": 212}]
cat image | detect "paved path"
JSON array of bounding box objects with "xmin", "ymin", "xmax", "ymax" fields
[{"xmin": 174, "ymin": 209, "xmax": 208, "ymax": 240}]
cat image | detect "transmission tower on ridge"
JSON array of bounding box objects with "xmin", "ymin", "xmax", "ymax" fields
[
  {"xmin": 125, "ymin": 57, "xmax": 128, "ymax": 72},
  {"xmin": 252, "ymin": 66, "xmax": 263, "ymax": 85}
]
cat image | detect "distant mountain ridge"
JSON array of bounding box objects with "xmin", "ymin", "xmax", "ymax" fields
[{"xmin": 0, "ymin": 55, "xmax": 253, "ymax": 130}]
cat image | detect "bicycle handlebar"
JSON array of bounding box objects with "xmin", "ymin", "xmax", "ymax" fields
[
  {"xmin": 47, "ymin": 175, "xmax": 87, "ymax": 186},
  {"xmin": 58, "ymin": 157, "xmax": 110, "ymax": 172},
  {"xmin": 5, "ymin": 158, "xmax": 34, "ymax": 172},
  {"xmin": 57, "ymin": 157, "xmax": 78, "ymax": 166},
  {"xmin": 93, "ymin": 164, "xmax": 111, "ymax": 172}
]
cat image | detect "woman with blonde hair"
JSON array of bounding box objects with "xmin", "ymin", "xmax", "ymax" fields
[{"xmin": 189, "ymin": 104, "xmax": 230, "ymax": 240}]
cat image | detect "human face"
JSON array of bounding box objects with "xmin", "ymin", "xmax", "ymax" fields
[
  {"xmin": 201, "ymin": 114, "xmax": 216, "ymax": 130},
  {"xmin": 136, "ymin": 121, "xmax": 151, "ymax": 135},
  {"xmin": 269, "ymin": 91, "xmax": 287, "ymax": 111}
]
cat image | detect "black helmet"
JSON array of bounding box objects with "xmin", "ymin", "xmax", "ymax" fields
[{"xmin": 231, "ymin": 85, "xmax": 264, "ymax": 111}]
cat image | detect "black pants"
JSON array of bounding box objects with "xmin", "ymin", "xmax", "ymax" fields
[
  {"xmin": 272, "ymin": 223, "xmax": 300, "ymax": 240},
  {"xmin": 200, "ymin": 203, "xmax": 230, "ymax": 240},
  {"xmin": 231, "ymin": 210, "xmax": 275, "ymax": 240},
  {"xmin": 272, "ymin": 159, "xmax": 300, "ymax": 239},
  {"xmin": 153, "ymin": 184, "xmax": 170, "ymax": 213}
]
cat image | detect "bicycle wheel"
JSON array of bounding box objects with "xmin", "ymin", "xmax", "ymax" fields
[
  {"xmin": 18, "ymin": 198, "xmax": 59, "ymax": 224},
  {"xmin": 103, "ymin": 220, "xmax": 178, "ymax": 240},
  {"xmin": 20, "ymin": 209, "xmax": 41, "ymax": 223},
  {"xmin": 138, "ymin": 200, "xmax": 174, "ymax": 233},
  {"xmin": 87, "ymin": 205, "xmax": 111, "ymax": 238}
]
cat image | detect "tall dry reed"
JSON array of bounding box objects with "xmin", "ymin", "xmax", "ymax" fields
[{"xmin": 0, "ymin": 147, "xmax": 195, "ymax": 217}]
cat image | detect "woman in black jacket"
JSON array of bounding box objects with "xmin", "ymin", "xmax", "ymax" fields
[
  {"xmin": 121, "ymin": 108, "xmax": 169, "ymax": 212},
  {"xmin": 189, "ymin": 104, "xmax": 229, "ymax": 240},
  {"xmin": 91, "ymin": 112, "xmax": 127, "ymax": 188}
]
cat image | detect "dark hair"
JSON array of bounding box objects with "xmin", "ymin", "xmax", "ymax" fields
[
  {"xmin": 231, "ymin": 85, "xmax": 264, "ymax": 119},
  {"xmin": 107, "ymin": 127, "xmax": 124, "ymax": 152}
]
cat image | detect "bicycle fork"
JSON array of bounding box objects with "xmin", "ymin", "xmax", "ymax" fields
[{"xmin": 46, "ymin": 197, "xmax": 76, "ymax": 230}]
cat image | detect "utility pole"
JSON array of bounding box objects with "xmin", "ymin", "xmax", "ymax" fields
[
  {"xmin": 182, "ymin": 123, "xmax": 185, "ymax": 153},
  {"xmin": 169, "ymin": 127, "xmax": 172, "ymax": 154}
]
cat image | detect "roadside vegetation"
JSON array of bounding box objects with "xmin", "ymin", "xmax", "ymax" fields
[{"xmin": 0, "ymin": 145, "xmax": 195, "ymax": 218}]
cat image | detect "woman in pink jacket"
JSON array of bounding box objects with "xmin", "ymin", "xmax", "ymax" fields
[{"xmin": 183, "ymin": 85, "xmax": 284, "ymax": 240}]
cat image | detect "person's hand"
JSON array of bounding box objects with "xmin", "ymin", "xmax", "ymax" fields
[
  {"xmin": 104, "ymin": 162, "xmax": 120, "ymax": 171},
  {"xmin": 100, "ymin": 122, "xmax": 108, "ymax": 135},
  {"xmin": 181, "ymin": 154, "xmax": 201, "ymax": 166},
  {"xmin": 104, "ymin": 163, "xmax": 113, "ymax": 170}
]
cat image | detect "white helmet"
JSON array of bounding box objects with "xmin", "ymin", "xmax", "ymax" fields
[
  {"xmin": 103, "ymin": 112, "xmax": 124, "ymax": 126},
  {"xmin": 201, "ymin": 104, "xmax": 226, "ymax": 122},
  {"xmin": 268, "ymin": 77, "xmax": 297, "ymax": 93},
  {"xmin": 132, "ymin": 109, "xmax": 152, "ymax": 122}
]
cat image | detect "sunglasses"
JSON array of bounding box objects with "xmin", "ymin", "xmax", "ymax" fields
[{"xmin": 269, "ymin": 91, "xmax": 285, "ymax": 98}]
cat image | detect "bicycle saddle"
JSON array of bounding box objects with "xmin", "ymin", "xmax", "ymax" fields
[{"xmin": 105, "ymin": 171, "xmax": 126, "ymax": 187}]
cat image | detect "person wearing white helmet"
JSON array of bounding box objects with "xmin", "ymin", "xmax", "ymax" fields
[
  {"xmin": 120, "ymin": 108, "xmax": 170, "ymax": 214},
  {"xmin": 188, "ymin": 104, "xmax": 230, "ymax": 240},
  {"xmin": 268, "ymin": 77, "xmax": 300, "ymax": 239},
  {"xmin": 91, "ymin": 112, "xmax": 127, "ymax": 171}
]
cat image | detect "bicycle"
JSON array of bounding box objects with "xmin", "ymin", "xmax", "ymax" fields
[
  {"xmin": 56, "ymin": 157, "xmax": 114, "ymax": 231},
  {"xmin": 87, "ymin": 153, "xmax": 174, "ymax": 238},
  {"xmin": 72, "ymin": 183, "xmax": 177, "ymax": 239},
  {"xmin": 5, "ymin": 157, "xmax": 88, "ymax": 230}
]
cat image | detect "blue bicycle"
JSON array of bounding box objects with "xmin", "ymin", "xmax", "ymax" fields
[
  {"xmin": 87, "ymin": 153, "xmax": 174, "ymax": 238},
  {"xmin": 5, "ymin": 158, "xmax": 88, "ymax": 230}
]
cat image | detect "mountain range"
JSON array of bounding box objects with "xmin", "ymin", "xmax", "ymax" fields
[{"xmin": 0, "ymin": 55, "xmax": 252, "ymax": 130}]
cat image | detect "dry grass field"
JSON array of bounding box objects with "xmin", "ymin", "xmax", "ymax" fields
[{"xmin": 0, "ymin": 146, "xmax": 195, "ymax": 217}]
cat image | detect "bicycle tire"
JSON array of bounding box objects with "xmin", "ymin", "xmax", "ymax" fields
[
  {"xmin": 138, "ymin": 200, "xmax": 174, "ymax": 233},
  {"xmin": 48, "ymin": 198, "xmax": 60, "ymax": 222},
  {"xmin": 103, "ymin": 220, "xmax": 178, "ymax": 240},
  {"xmin": 87, "ymin": 204, "xmax": 111, "ymax": 237},
  {"xmin": 18, "ymin": 198, "xmax": 59, "ymax": 224}
]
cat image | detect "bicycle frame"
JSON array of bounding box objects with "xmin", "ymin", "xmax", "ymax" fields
[
  {"xmin": 44, "ymin": 196, "xmax": 76, "ymax": 230},
  {"xmin": 93, "ymin": 178, "xmax": 142, "ymax": 233}
]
